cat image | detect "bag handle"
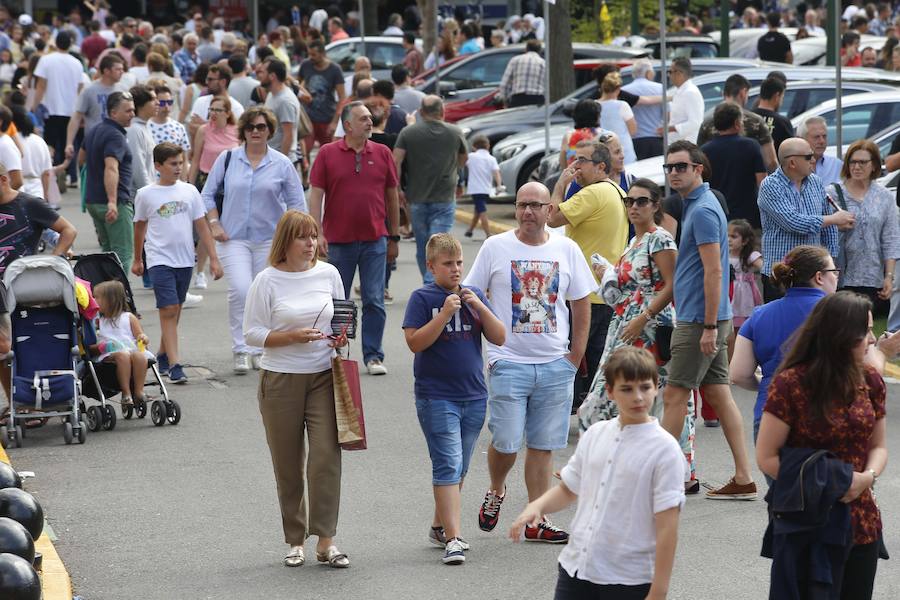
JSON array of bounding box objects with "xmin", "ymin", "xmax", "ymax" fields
[{"xmin": 214, "ymin": 150, "xmax": 233, "ymax": 215}]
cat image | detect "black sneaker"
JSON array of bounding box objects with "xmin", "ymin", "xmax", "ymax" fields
[
  {"xmin": 464, "ymin": 230, "xmax": 473, "ymax": 238},
  {"xmin": 156, "ymin": 353, "xmax": 169, "ymax": 376},
  {"xmin": 478, "ymin": 487, "xmax": 505, "ymax": 532},
  {"xmin": 168, "ymin": 364, "xmax": 188, "ymax": 384},
  {"xmin": 524, "ymin": 519, "xmax": 569, "ymax": 544}
]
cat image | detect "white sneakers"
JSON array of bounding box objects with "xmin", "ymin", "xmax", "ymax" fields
[
  {"xmin": 194, "ymin": 272, "xmax": 208, "ymax": 290},
  {"xmin": 366, "ymin": 359, "xmax": 387, "ymax": 376},
  {"xmin": 234, "ymin": 352, "xmax": 250, "ymax": 374},
  {"xmin": 183, "ymin": 292, "xmax": 203, "ymax": 308}
]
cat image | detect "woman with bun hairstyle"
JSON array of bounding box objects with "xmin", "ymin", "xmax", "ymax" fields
[{"xmin": 731, "ymin": 244, "xmax": 900, "ymax": 442}]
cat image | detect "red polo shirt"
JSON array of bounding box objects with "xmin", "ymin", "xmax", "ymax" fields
[{"xmin": 310, "ymin": 138, "xmax": 399, "ymax": 243}]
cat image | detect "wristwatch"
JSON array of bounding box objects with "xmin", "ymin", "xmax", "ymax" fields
[
  {"xmin": 867, "ymin": 469, "xmax": 878, "ymax": 488},
  {"xmin": 703, "ymin": 323, "xmax": 718, "ymax": 330},
  {"xmin": 387, "ymin": 235, "xmax": 401, "ymax": 242}
]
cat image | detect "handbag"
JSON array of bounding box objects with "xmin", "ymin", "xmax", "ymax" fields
[
  {"xmin": 213, "ymin": 150, "xmax": 233, "ymax": 216},
  {"xmin": 297, "ymin": 103, "xmax": 313, "ymax": 139},
  {"xmin": 646, "ymin": 244, "xmax": 674, "ymax": 362},
  {"xmin": 332, "ymin": 355, "xmax": 367, "ymax": 451}
]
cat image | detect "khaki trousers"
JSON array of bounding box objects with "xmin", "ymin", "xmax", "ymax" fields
[{"xmin": 258, "ymin": 369, "xmax": 341, "ymax": 545}]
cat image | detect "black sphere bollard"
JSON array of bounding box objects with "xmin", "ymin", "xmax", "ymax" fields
[
  {"xmin": 0, "ymin": 489, "xmax": 43, "ymax": 540},
  {"xmin": 0, "ymin": 518, "xmax": 34, "ymax": 564},
  {"xmin": 0, "ymin": 552, "xmax": 41, "ymax": 600},
  {"xmin": 0, "ymin": 463, "xmax": 21, "ymax": 491}
]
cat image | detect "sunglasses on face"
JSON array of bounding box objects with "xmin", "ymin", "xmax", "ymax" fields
[
  {"xmin": 785, "ymin": 153, "xmax": 815, "ymax": 162},
  {"xmin": 662, "ymin": 162, "xmax": 697, "ymax": 174},
  {"xmin": 158, "ymin": 99, "xmax": 174, "ymax": 107},
  {"xmin": 848, "ymin": 159, "xmax": 872, "ymax": 167},
  {"xmin": 624, "ymin": 195, "xmax": 653, "ymax": 208},
  {"xmin": 244, "ymin": 123, "xmax": 269, "ymax": 132}
]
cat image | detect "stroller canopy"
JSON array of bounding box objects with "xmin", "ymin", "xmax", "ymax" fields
[{"xmin": 3, "ymin": 255, "xmax": 78, "ymax": 314}]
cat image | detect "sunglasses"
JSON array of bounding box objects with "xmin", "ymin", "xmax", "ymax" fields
[
  {"xmin": 515, "ymin": 201, "xmax": 550, "ymax": 211},
  {"xmin": 785, "ymin": 153, "xmax": 815, "ymax": 162},
  {"xmin": 243, "ymin": 123, "xmax": 268, "ymax": 132},
  {"xmin": 158, "ymin": 99, "xmax": 174, "ymax": 107},
  {"xmin": 848, "ymin": 159, "xmax": 872, "ymax": 167},
  {"xmin": 662, "ymin": 162, "xmax": 698, "ymax": 174},
  {"xmin": 624, "ymin": 195, "xmax": 653, "ymax": 208}
]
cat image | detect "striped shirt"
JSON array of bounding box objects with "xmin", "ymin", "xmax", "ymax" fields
[
  {"xmin": 499, "ymin": 51, "xmax": 545, "ymax": 100},
  {"xmin": 758, "ymin": 168, "xmax": 839, "ymax": 275}
]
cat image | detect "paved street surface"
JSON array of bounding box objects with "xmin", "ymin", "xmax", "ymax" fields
[{"xmin": 7, "ymin": 189, "xmax": 900, "ymax": 599}]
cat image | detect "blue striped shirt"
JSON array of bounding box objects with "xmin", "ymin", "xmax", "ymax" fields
[{"xmin": 758, "ymin": 168, "xmax": 839, "ymax": 276}]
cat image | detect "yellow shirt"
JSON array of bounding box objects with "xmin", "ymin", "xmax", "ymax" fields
[{"xmin": 558, "ymin": 180, "xmax": 629, "ymax": 304}]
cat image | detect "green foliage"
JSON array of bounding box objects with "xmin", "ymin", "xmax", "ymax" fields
[{"xmin": 570, "ymin": 0, "xmax": 716, "ymax": 41}]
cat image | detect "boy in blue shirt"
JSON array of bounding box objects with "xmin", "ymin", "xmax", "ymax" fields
[{"xmin": 403, "ymin": 233, "xmax": 506, "ymax": 565}]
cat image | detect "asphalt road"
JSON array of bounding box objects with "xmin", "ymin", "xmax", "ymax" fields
[{"xmin": 7, "ymin": 189, "xmax": 900, "ymax": 600}]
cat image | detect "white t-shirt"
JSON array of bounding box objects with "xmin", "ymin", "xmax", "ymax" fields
[
  {"xmin": 191, "ymin": 94, "xmax": 245, "ymax": 122},
  {"xmin": 558, "ymin": 417, "xmax": 686, "ymax": 585},
  {"xmin": 33, "ymin": 51, "xmax": 84, "ymax": 117},
  {"xmin": 18, "ymin": 134, "xmax": 52, "ymax": 198},
  {"xmin": 130, "ymin": 65, "xmax": 150, "ymax": 83},
  {"xmin": 0, "ymin": 134, "xmax": 23, "ymax": 174},
  {"xmin": 466, "ymin": 149, "xmax": 500, "ymax": 195},
  {"xmin": 133, "ymin": 181, "xmax": 206, "ymax": 269},
  {"xmin": 463, "ymin": 229, "xmax": 595, "ymax": 365},
  {"xmin": 243, "ymin": 263, "xmax": 346, "ymax": 374}
]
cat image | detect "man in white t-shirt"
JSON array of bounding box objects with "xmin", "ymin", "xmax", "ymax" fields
[
  {"xmin": 189, "ymin": 64, "xmax": 245, "ymax": 139},
  {"xmin": 463, "ymin": 181, "xmax": 594, "ymax": 545},
  {"xmin": 29, "ymin": 31, "xmax": 84, "ymax": 173}
]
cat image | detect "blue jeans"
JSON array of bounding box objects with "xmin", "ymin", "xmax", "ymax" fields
[
  {"xmin": 409, "ymin": 201, "xmax": 456, "ymax": 284},
  {"xmin": 327, "ymin": 238, "xmax": 386, "ymax": 364},
  {"xmin": 415, "ymin": 397, "xmax": 486, "ymax": 485}
]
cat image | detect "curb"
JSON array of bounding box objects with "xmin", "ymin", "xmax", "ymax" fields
[
  {"xmin": 0, "ymin": 445, "xmax": 72, "ymax": 600},
  {"xmin": 454, "ymin": 208, "xmax": 513, "ymax": 236}
]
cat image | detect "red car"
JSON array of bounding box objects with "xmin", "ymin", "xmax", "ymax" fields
[{"xmin": 443, "ymin": 58, "xmax": 639, "ymax": 123}]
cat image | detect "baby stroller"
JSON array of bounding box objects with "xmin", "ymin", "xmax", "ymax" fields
[
  {"xmin": 1, "ymin": 255, "xmax": 86, "ymax": 447},
  {"xmin": 73, "ymin": 252, "xmax": 181, "ymax": 428}
]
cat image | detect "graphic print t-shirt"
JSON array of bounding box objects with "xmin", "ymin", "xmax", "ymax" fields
[
  {"xmin": 402, "ymin": 283, "xmax": 494, "ymax": 401},
  {"xmin": 0, "ymin": 193, "xmax": 59, "ymax": 274},
  {"xmin": 463, "ymin": 230, "xmax": 595, "ymax": 365},
  {"xmin": 298, "ymin": 60, "xmax": 344, "ymax": 123},
  {"xmin": 133, "ymin": 181, "xmax": 206, "ymax": 269}
]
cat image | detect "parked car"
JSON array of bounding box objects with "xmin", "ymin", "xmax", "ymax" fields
[
  {"xmin": 628, "ymin": 34, "xmax": 720, "ymax": 59},
  {"xmin": 457, "ymin": 58, "xmax": 777, "ymax": 147},
  {"xmin": 791, "ymin": 34, "xmax": 888, "ymax": 66},
  {"xmin": 325, "ymin": 36, "xmax": 422, "ymax": 81},
  {"xmin": 415, "ymin": 43, "xmax": 651, "ymax": 103},
  {"xmin": 791, "ymin": 91, "xmax": 900, "ymax": 145},
  {"xmin": 708, "ymin": 28, "xmax": 801, "ymax": 59},
  {"xmin": 741, "ymin": 80, "xmax": 896, "ymax": 119}
]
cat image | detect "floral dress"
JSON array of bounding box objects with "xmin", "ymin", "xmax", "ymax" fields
[{"xmin": 577, "ymin": 228, "xmax": 697, "ymax": 475}]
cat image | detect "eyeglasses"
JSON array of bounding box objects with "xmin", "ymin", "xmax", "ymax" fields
[
  {"xmin": 243, "ymin": 123, "xmax": 268, "ymax": 132},
  {"xmin": 848, "ymin": 159, "xmax": 872, "ymax": 167},
  {"xmin": 821, "ymin": 268, "xmax": 841, "ymax": 276},
  {"xmin": 158, "ymin": 99, "xmax": 174, "ymax": 107},
  {"xmin": 208, "ymin": 107, "xmax": 226, "ymax": 113},
  {"xmin": 624, "ymin": 195, "xmax": 653, "ymax": 208},
  {"xmin": 515, "ymin": 201, "xmax": 550, "ymax": 211},
  {"xmin": 662, "ymin": 162, "xmax": 698, "ymax": 174},
  {"xmin": 572, "ymin": 156, "xmax": 600, "ymax": 166},
  {"xmin": 785, "ymin": 153, "xmax": 815, "ymax": 162}
]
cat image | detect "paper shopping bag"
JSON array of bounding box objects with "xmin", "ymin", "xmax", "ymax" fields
[{"xmin": 332, "ymin": 356, "xmax": 367, "ymax": 450}]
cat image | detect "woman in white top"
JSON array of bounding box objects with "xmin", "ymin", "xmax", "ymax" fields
[
  {"xmin": 243, "ymin": 210, "xmax": 350, "ymax": 570},
  {"xmin": 598, "ymin": 72, "xmax": 637, "ymax": 165},
  {"xmin": 12, "ymin": 106, "xmax": 52, "ymax": 200}
]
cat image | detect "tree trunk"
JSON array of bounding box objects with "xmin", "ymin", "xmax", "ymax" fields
[
  {"xmin": 548, "ymin": 0, "xmax": 575, "ymax": 102},
  {"xmin": 363, "ymin": 0, "xmax": 379, "ymax": 36},
  {"xmin": 417, "ymin": 0, "xmax": 438, "ymax": 55}
]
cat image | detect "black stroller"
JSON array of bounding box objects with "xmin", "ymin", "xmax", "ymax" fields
[{"xmin": 73, "ymin": 253, "xmax": 181, "ymax": 428}]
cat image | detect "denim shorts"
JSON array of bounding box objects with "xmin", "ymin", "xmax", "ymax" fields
[
  {"xmin": 148, "ymin": 265, "xmax": 193, "ymax": 308},
  {"xmin": 487, "ymin": 357, "xmax": 577, "ymax": 453},
  {"xmin": 471, "ymin": 193, "xmax": 489, "ymax": 214},
  {"xmin": 415, "ymin": 397, "xmax": 487, "ymax": 485}
]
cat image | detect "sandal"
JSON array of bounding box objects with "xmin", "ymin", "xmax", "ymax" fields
[
  {"xmin": 283, "ymin": 546, "xmax": 304, "ymax": 567},
  {"xmin": 316, "ymin": 545, "xmax": 350, "ymax": 568},
  {"xmin": 121, "ymin": 397, "xmax": 134, "ymax": 407}
]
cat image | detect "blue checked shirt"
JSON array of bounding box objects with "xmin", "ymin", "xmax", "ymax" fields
[
  {"xmin": 758, "ymin": 168, "xmax": 839, "ymax": 276},
  {"xmin": 173, "ymin": 48, "xmax": 198, "ymax": 84}
]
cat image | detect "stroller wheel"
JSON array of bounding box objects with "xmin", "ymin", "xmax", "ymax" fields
[
  {"xmin": 77, "ymin": 421, "xmax": 87, "ymax": 444},
  {"xmin": 13, "ymin": 426, "xmax": 22, "ymax": 448},
  {"xmin": 63, "ymin": 422, "xmax": 73, "ymax": 445},
  {"xmin": 136, "ymin": 398, "xmax": 147, "ymax": 419},
  {"xmin": 122, "ymin": 403, "xmax": 134, "ymax": 420},
  {"xmin": 102, "ymin": 405, "xmax": 117, "ymax": 431},
  {"xmin": 0, "ymin": 426, "xmax": 7, "ymax": 448},
  {"xmin": 150, "ymin": 400, "xmax": 166, "ymax": 427},
  {"xmin": 166, "ymin": 400, "xmax": 181, "ymax": 425},
  {"xmin": 86, "ymin": 406, "xmax": 103, "ymax": 432}
]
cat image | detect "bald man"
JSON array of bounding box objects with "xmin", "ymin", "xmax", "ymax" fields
[
  {"xmin": 463, "ymin": 181, "xmax": 595, "ymax": 543},
  {"xmin": 758, "ymin": 137, "xmax": 855, "ymax": 301},
  {"xmin": 393, "ymin": 95, "xmax": 468, "ymax": 283},
  {"xmin": 344, "ymin": 56, "xmax": 372, "ymax": 91}
]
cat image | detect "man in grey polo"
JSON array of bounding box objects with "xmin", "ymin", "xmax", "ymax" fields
[
  {"xmin": 621, "ymin": 58, "xmax": 663, "ymax": 160},
  {"xmin": 393, "ymin": 95, "xmax": 468, "ymax": 283},
  {"xmin": 661, "ymin": 140, "xmax": 757, "ymax": 501}
]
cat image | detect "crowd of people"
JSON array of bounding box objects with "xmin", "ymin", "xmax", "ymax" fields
[{"xmin": 0, "ymin": 3, "xmax": 895, "ymax": 600}]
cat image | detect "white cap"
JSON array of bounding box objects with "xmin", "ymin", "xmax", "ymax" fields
[{"xmin": 18, "ymin": 14, "xmax": 33, "ymax": 27}]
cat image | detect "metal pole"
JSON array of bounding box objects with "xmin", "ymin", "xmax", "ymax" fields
[
  {"xmin": 826, "ymin": 0, "xmax": 837, "ymax": 66},
  {"xmin": 543, "ymin": 0, "xmax": 551, "ymax": 157},
  {"xmin": 835, "ymin": 2, "xmax": 842, "ymax": 158},
  {"xmin": 358, "ymin": 0, "xmax": 366, "ymax": 57},
  {"xmin": 631, "ymin": 0, "xmax": 640, "ymax": 36},
  {"xmin": 719, "ymin": 0, "xmax": 730, "ymax": 57},
  {"xmin": 434, "ymin": 11, "xmax": 441, "ymax": 92},
  {"xmin": 659, "ymin": 0, "xmax": 669, "ymax": 196},
  {"xmin": 251, "ymin": 0, "xmax": 258, "ymax": 42}
]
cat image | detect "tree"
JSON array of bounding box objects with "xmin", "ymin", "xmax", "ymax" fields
[
  {"xmin": 416, "ymin": 0, "xmax": 437, "ymax": 55},
  {"xmin": 547, "ymin": 0, "xmax": 574, "ymax": 102}
]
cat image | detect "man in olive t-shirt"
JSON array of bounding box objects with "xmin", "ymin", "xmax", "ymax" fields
[{"xmin": 393, "ymin": 95, "xmax": 468, "ymax": 283}]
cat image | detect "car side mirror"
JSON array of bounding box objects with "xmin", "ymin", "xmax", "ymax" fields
[
  {"xmin": 438, "ymin": 81, "xmax": 457, "ymax": 96},
  {"xmin": 561, "ymin": 99, "xmax": 576, "ymax": 118}
]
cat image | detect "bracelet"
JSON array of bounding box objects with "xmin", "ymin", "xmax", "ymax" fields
[
  {"xmin": 887, "ymin": 273, "xmax": 894, "ymax": 279},
  {"xmin": 207, "ymin": 218, "xmax": 219, "ymax": 224},
  {"xmin": 867, "ymin": 469, "xmax": 878, "ymax": 488}
]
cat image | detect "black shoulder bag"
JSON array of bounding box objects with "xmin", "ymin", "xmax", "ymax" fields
[
  {"xmin": 646, "ymin": 245, "xmax": 673, "ymax": 362},
  {"xmin": 213, "ymin": 150, "xmax": 233, "ymax": 216}
]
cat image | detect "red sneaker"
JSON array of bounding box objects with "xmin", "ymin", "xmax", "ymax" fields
[
  {"xmin": 524, "ymin": 519, "xmax": 569, "ymax": 544},
  {"xmin": 478, "ymin": 488, "xmax": 505, "ymax": 532}
]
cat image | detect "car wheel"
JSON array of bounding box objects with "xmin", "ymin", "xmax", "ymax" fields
[{"xmin": 518, "ymin": 155, "xmax": 544, "ymax": 190}]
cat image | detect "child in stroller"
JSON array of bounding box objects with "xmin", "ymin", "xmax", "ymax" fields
[{"xmin": 91, "ymin": 281, "xmax": 150, "ymax": 408}]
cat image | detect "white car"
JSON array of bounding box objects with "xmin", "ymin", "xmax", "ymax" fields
[
  {"xmin": 791, "ymin": 34, "xmax": 888, "ymax": 66},
  {"xmin": 791, "ymin": 90, "xmax": 900, "ymax": 146}
]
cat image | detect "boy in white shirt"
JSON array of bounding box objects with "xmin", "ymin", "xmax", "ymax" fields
[
  {"xmin": 509, "ymin": 346, "xmax": 685, "ymax": 600},
  {"xmin": 464, "ymin": 135, "xmax": 501, "ymax": 240},
  {"xmin": 131, "ymin": 142, "xmax": 222, "ymax": 384}
]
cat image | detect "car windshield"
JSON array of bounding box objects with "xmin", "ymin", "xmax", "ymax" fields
[
  {"xmin": 649, "ymin": 42, "xmax": 718, "ymax": 59},
  {"xmin": 326, "ymin": 42, "xmax": 406, "ymax": 72}
]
